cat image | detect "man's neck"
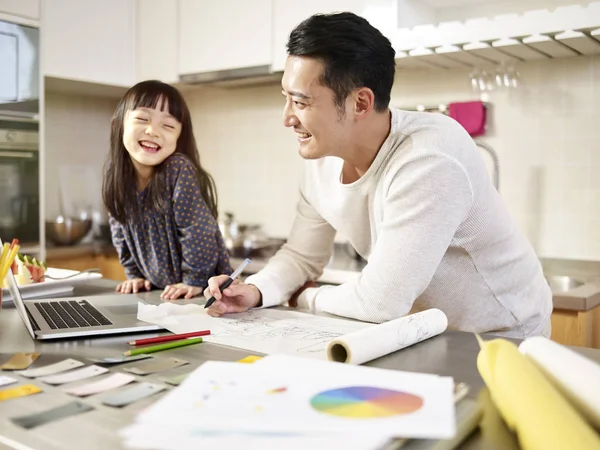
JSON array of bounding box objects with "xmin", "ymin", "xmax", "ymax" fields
[{"xmin": 341, "ymin": 110, "xmax": 391, "ymax": 184}]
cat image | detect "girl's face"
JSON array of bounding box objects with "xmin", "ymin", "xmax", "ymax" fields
[{"xmin": 122, "ymin": 99, "xmax": 182, "ymax": 171}]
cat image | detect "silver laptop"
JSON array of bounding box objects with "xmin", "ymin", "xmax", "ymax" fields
[{"xmin": 5, "ymin": 268, "xmax": 164, "ymax": 340}]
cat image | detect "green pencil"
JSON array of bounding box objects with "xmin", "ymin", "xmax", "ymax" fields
[{"xmin": 123, "ymin": 337, "xmax": 203, "ymax": 356}]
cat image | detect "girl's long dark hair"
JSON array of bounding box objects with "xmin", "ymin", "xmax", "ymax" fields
[{"xmin": 102, "ymin": 80, "xmax": 218, "ymax": 223}]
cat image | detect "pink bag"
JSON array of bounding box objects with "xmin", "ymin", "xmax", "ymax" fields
[{"xmin": 448, "ymin": 101, "xmax": 487, "ymax": 137}]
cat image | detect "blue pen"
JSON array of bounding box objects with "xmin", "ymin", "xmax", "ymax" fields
[{"xmin": 204, "ymin": 258, "xmax": 251, "ymax": 309}]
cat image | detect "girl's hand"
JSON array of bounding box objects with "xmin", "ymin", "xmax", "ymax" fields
[
  {"xmin": 161, "ymin": 283, "xmax": 202, "ymax": 300},
  {"xmin": 116, "ymin": 278, "xmax": 151, "ymax": 294}
]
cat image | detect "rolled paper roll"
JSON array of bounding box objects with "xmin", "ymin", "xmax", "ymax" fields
[
  {"xmin": 519, "ymin": 336, "xmax": 600, "ymax": 430},
  {"xmin": 476, "ymin": 337, "xmax": 600, "ymax": 450},
  {"xmin": 326, "ymin": 308, "xmax": 448, "ymax": 365}
]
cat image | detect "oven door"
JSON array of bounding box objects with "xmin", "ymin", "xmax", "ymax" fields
[{"xmin": 0, "ymin": 131, "xmax": 39, "ymax": 244}]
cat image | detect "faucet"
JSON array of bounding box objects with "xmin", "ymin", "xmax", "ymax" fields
[{"xmin": 475, "ymin": 140, "xmax": 500, "ymax": 191}]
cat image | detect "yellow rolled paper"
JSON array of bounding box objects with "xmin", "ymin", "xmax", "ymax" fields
[{"xmin": 476, "ymin": 336, "xmax": 600, "ymax": 450}]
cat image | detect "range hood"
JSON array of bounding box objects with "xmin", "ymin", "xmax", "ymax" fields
[{"xmin": 179, "ymin": 65, "xmax": 282, "ymax": 88}]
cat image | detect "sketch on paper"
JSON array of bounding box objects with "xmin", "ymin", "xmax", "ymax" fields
[
  {"xmin": 137, "ymin": 303, "xmax": 371, "ymax": 359},
  {"xmin": 206, "ymin": 310, "xmax": 366, "ymax": 355}
]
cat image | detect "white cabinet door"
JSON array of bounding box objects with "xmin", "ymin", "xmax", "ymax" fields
[
  {"xmin": 272, "ymin": 0, "xmax": 398, "ymax": 72},
  {"xmin": 178, "ymin": 0, "xmax": 272, "ymax": 75},
  {"xmin": 0, "ymin": 0, "xmax": 40, "ymax": 20},
  {"xmin": 136, "ymin": 0, "xmax": 178, "ymax": 84},
  {"xmin": 41, "ymin": 0, "xmax": 136, "ymax": 87}
]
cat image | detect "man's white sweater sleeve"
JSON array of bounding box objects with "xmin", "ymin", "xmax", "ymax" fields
[
  {"xmin": 244, "ymin": 189, "xmax": 337, "ymax": 308},
  {"xmin": 297, "ymin": 153, "xmax": 473, "ymax": 323}
]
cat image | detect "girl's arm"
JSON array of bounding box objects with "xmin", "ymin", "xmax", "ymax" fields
[
  {"xmin": 172, "ymin": 163, "xmax": 226, "ymax": 288},
  {"xmin": 109, "ymin": 215, "xmax": 144, "ymax": 279}
]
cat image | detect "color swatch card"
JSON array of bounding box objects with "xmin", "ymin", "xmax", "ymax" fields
[
  {"xmin": 133, "ymin": 357, "xmax": 456, "ymax": 440},
  {"xmin": 0, "ymin": 376, "xmax": 18, "ymax": 387},
  {"xmin": 123, "ymin": 358, "xmax": 188, "ymax": 375},
  {"xmin": 0, "ymin": 384, "xmax": 42, "ymax": 402},
  {"xmin": 87, "ymin": 354, "xmax": 153, "ymax": 365},
  {"xmin": 1, "ymin": 353, "xmax": 40, "ymax": 370},
  {"xmin": 17, "ymin": 359, "xmax": 84, "ymax": 378},
  {"xmin": 11, "ymin": 401, "xmax": 94, "ymax": 429},
  {"xmin": 102, "ymin": 382, "xmax": 168, "ymax": 407},
  {"xmin": 64, "ymin": 373, "xmax": 136, "ymax": 397},
  {"xmin": 37, "ymin": 365, "xmax": 109, "ymax": 385}
]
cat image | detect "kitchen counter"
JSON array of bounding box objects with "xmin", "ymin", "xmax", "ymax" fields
[{"xmin": 1, "ymin": 278, "xmax": 599, "ymax": 449}]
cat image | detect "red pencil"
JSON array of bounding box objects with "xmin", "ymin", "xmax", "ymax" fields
[{"xmin": 128, "ymin": 330, "xmax": 211, "ymax": 346}]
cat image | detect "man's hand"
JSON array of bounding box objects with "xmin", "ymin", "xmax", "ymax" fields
[
  {"xmin": 203, "ymin": 275, "xmax": 262, "ymax": 317},
  {"xmin": 161, "ymin": 283, "xmax": 203, "ymax": 300},
  {"xmin": 116, "ymin": 278, "xmax": 151, "ymax": 294}
]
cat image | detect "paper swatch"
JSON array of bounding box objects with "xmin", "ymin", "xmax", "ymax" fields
[
  {"xmin": 17, "ymin": 358, "xmax": 84, "ymax": 378},
  {"xmin": 1, "ymin": 352, "xmax": 40, "ymax": 370},
  {"xmin": 102, "ymin": 382, "xmax": 167, "ymax": 407},
  {"xmin": 37, "ymin": 365, "xmax": 109, "ymax": 385},
  {"xmin": 11, "ymin": 401, "xmax": 94, "ymax": 429},
  {"xmin": 0, "ymin": 376, "xmax": 18, "ymax": 387},
  {"xmin": 87, "ymin": 354, "xmax": 153, "ymax": 365},
  {"xmin": 124, "ymin": 357, "xmax": 188, "ymax": 375},
  {"xmin": 0, "ymin": 384, "xmax": 42, "ymax": 401},
  {"xmin": 326, "ymin": 309, "xmax": 448, "ymax": 364},
  {"xmin": 519, "ymin": 336, "xmax": 600, "ymax": 430},
  {"xmin": 64, "ymin": 373, "xmax": 136, "ymax": 397}
]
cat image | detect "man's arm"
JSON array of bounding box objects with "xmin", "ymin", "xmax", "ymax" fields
[
  {"xmin": 109, "ymin": 215, "xmax": 144, "ymax": 279},
  {"xmin": 244, "ymin": 188, "xmax": 337, "ymax": 308},
  {"xmin": 296, "ymin": 153, "xmax": 473, "ymax": 323}
]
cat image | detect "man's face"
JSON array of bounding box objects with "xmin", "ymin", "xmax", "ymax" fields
[
  {"xmin": 281, "ymin": 56, "xmax": 352, "ymax": 160},
  {"xmin": 122, "ymin": 98, "xmax": 182, "ymax": 171}
]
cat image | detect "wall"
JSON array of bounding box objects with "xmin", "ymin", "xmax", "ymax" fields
[
  {"xmin": 185, "ymin": 55, "xmax": 600, "ymax": 260},
  {"xmin": 44, "ymin": 91, "xmax": 117, "ymax": 220}
]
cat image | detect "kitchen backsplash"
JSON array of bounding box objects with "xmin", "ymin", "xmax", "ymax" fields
[
  {"xmin": 44, "ymin": 92, "xmax": 117, "ymax": 220},
  {"xmin": 186, "ymin": 55, "xmax": 600, "ymax": 260},
  {"xmin": 44, "ymin": 55, "xmax": 600, "ymax": 261}
]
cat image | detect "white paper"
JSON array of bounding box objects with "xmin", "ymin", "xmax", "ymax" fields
[
  {"xmin": 64, "ymin": 373, "xmax": 136, "ymax": 397},
  {"xmin": 134, "ymin": 358, "xmax": 455, "ymax": 440},
  {"xmin": 121, "ymin": 423, "xmax": 388, "ymax": 450},
  {"xmin": 137, "ymin": 303, "xmax": 371, "ymax": 359},
  {"xmin": 519, "ymin": 336, "xmax": 600, "ymax": 429},
  {"xmin": 327, "ymin": 309, "xmax": 448, "ymax": 364}
]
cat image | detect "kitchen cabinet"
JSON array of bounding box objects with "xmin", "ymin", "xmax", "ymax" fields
[
  {"xmin": 0, "ymin": 0, "xmax": 39, "ymax": 21},
  {"xmin": 551, "ymin": 307, "xmax": 600, "ymax": 350},
  {"xmin": 136, "ymin": 0, "xmax": 178, "ymax": 84},
  {"xmin": 47, "ymin": 253, "xmax": 127, "ymax": 282},
  {"xmin": 271, "ymin": 0, "xmax": 398, "ymax": 72},
  {"xmin": 178, "ymin": 0, "xmax": 272, "ymax": 76},
  {"xmin": 41, "ymin": 0, "xmax": 136, "ymax": 87}
]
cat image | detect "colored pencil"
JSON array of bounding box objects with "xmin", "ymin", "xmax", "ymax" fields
[
  {"xmin": 123, "ymin": 337, "xmax": 203, "ymax": 356},
  {"xmin": 128, "ymin": 330, "xmax": 211, "ymax": 346}
]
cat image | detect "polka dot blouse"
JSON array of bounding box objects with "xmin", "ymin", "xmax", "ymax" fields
[{"xmin": 109, "ymin": 153, "xmax": 232, "ymax": 289}]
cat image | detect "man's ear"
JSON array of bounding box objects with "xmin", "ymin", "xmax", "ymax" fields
[{"xmin": 353, "ymin": 87, "xmax": 375, "ymax": 118}]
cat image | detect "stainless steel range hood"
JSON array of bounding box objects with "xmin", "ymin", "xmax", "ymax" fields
[{"xmin": 179, "ymin": 65, "xmax": 283, "ymax": 88}]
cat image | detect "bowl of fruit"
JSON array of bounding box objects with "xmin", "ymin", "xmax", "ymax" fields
[{"xmin": 12, "ymin": 253, "xmax": 48, "ymax": 285}]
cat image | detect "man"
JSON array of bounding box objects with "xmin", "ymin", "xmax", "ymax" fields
[{"xmin": 204, "ymin": 12, "xmax": 552, "ymax": 338}]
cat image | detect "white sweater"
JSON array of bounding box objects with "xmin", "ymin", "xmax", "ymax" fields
[{"xmin": 246, "ymin": 108, "xmax": 552, "ymax": 338}]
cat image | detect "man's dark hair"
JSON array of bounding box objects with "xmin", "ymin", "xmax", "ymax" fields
[{"xmin": 286, "ymin": 12, "xmax": 396, "ymax": 113}]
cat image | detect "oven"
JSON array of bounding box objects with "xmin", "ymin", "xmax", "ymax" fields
[{"xmin": 0, "ymin": 114, "xmax": 39, "ymax": 245}]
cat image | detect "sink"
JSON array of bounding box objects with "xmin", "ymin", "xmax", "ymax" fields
[{"xmin": 545, "ymin": 275, "xmax": 585, "ymax": 293}]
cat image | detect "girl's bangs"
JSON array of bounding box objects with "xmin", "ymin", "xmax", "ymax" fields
[{"xmin": 127, "ymin": 84, "xmax": 184, "ymax": 122}]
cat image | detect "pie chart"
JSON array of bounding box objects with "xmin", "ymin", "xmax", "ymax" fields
[{"xmin": 310, "ymin": 386, "xmax": 423, "ymax": 418}]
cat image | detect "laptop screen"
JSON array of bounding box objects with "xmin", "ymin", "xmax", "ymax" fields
[{"xmin": 2, "ymin": 253, "xmax": 36, "ymax": 340}]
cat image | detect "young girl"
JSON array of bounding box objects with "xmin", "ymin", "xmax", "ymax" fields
[{"xmin": 103, "ymin": 80, "xmax": 232, "ymax": 300}]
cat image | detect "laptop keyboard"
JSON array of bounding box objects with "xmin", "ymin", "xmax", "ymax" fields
[{"xmin": 34, "ymin": 300, "xmax": 113, "ymax": 330}]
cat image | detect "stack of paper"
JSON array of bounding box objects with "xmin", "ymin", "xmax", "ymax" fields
[{"xmin": 120, "ymin": 355, "xmax": 456, "ymax": 450}]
